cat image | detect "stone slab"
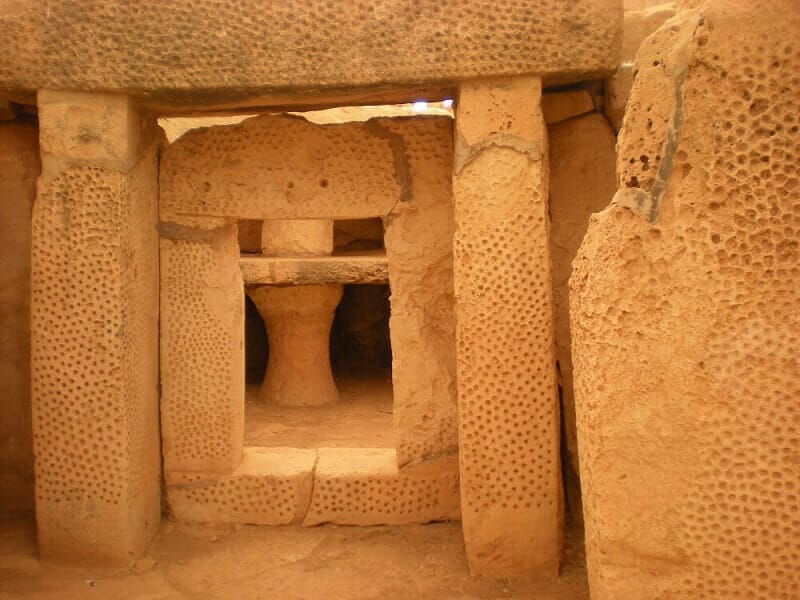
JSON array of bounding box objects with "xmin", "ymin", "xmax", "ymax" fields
[
  {"xmin": 452, "ymin": 76, "xmax": 563, "ymax": 577},
  {"xmin": 31, "ymin": 92, "xmax": 161, "ymax": 562},
  {"xmin": 0, "ymin": 0, "xmax": 622, "ymax": 110},
  {"xmin": 166, "ymin": 447, "xmax": 316, "ymax": 525},
  {"xmin": 240, "ymin": 253, "xmax": 388, "ymax": 286},
  {"xmin": 304, "ymin": 448, "xmax": 459, "ymax": 526}
]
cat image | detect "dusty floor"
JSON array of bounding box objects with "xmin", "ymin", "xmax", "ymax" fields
[
  {"xmin": 0, "ymin": 516, "xmax": 588, "ymax": 599},
  {"xmin": 244, "ymin": 373, "xmax": 394, "ymax": 448}
]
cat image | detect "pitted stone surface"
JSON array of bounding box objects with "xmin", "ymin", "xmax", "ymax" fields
[
  {"xmin": 453, "ymin": 77, "xmax": 562, "ymax": 577},
  {"xmin": 0, "ymin": 0, "xmax": 621, "ymax": 108},
  {"xmin": 166, "ymin": 447, "xmax": 316, "ymax": 525},
  {"xmin": 304, "ymin": 449, "xmax": 459, "ymax": 526},
  {"xmin": 31, "ymin": 120, "xmax": 161, "ymax": 561},
  {"xmin": 160, "ymin": 220, "xmax": 244, "ymax": 475},
  {"xmin": 572, "ymin": 1, "xmax": 800, "ymax": 597},
  {"xmin": 160, "ymin": 115, "xmax": 402, "ymax": 220}
]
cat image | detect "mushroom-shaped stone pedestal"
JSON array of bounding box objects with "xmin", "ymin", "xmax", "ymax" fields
[
  {"xmin": 247, "ymin": 219, "xmax": 341, "ymax": 406},
  {"xmin": 248, "ymin": 284, "xmax": 343, "ymax": 406}
]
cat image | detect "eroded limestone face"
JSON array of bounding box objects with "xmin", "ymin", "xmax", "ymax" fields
[
  {"xmin": 0, "ymin": 0, "xmax": 621, "ymax": 109},
  {"xmin": 571, "ymin": 0, "xmax": 800, "ymax": 597}
]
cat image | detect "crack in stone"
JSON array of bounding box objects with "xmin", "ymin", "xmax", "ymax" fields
[
  {"xmin": 453, "ymin": 131, "xmax": 543, "ymax": 175},
  {"xmin": 616, "ymin": 12, "xmax": 700, "ymax": 223}
]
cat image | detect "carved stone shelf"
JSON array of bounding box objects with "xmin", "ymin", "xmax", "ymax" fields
[{"xmin": 240, "ymin": 250, "xmax": 389, "ymax": 286}]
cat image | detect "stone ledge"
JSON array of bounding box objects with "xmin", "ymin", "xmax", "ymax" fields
[
  {"xmin": 0, "ymin": 1, "xmax": 621, "ymax": 110},
  {"xmin": 166, "ymin": 447, "xmax": 460, "ymax": 526},
  {"xmin": 240, "ymin": 252, "xmax": 388, "ymax": 286},
  {"xmin": 166, "ymin": 447, "xmax": 316, "ymax": 526},
  {"xmin": 304, "ymin": 449, "xmax": 460, "ymax": 526}
]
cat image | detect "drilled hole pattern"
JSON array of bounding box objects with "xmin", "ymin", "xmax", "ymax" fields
[
  {"xmin": 0, "ymin": 1, "xmax": 620, "ymax": 101},
  {"xmin": 304, "ymin": 451, "xmax": 459, "ymax": 525},
  {"xmin": 453, "ymin": 102, "xmax": 560, "ymax": 522},
  {"xmin": 160, "ymin": 222, "xmax": 243, "ymax": 473},
  {"xmin": 30, "ymin": 159, "xmax": 159, "ymax": 513}
]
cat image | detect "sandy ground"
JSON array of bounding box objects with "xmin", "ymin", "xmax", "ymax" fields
[
  {"xmin": 244, "ymin": 375, "xmax": 394, "ymax": 449},
  {"xmin": 0, "ymin": 516, "xmax": 588, "ymax": 599}
]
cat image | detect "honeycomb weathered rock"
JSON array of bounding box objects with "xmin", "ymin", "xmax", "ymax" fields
[
  {"xmin": 572, "ymin": 1, "xmax": 800, "ymax": 597},
  {"xmin": 453, "ymin": 76, "xmax": 563, "ymax": 577}
]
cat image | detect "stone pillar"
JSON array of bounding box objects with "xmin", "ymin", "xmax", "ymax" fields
[
  {"xmin": 250, "ymin": 219, "xmax": 341, "ymax": 406},
  {"xmin": 452, "ymin": 76, "xmax": 563, "ymax": 576},
  {"xmin": 159, "ymin": 217, "xmax": 244, "ymax": 475},
  {"xmin": 31, "ymin": 91, "xmax": 161, "ymax": 561}
]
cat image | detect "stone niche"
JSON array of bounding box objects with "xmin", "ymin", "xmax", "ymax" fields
[{"xmin": 158, "ymin": 112, "xmax": 461, "ymax": 526}]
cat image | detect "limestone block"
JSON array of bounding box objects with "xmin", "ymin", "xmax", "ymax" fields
[
  {"xmin": 159, "ymin": 115, "xmax": 402, "ymax": 220},
  {"xmin": 166, "ymin": 447, "xmax": 316, "ymax": 525},
  {"xmin": 31, "ymin": 92, "xmax": 161, "ymax": 561},
  {"xmin": 261, "ymin": 219, "xmax": 333, "ymax": 257},
  {"xmin": 0, "ymin": 117, "xmax": 39, "ymax": 514},
  {"xmin": 304, "ymin": 449, "xmax": 459, "ymax": 526},
  {"xmin": 571, "ymin": 1, "xmax": 800, "ymax": 597},
  {"xmin": 547, "ymin": 113, "xmax": 617, "ymax": 523},
  {"xmin": 38, "ymin": 90, "xmax": 153, "ymax": 171},
  {"xmin": 542, "ymin": 89, "xmax": 595, "ymax": 124},
  {"xmin": 380, "ymin": 117, "xmax": 458, "ymax": 467},
  {"xmin": 622, "ymin": 3, "xmax": 678, "ymax": 59},
  {"xmin": 0, "ymin": 1, "xmax": 622, "ymax": 110},
  {"xmin": 453, "ymin": 76, "xmax": 563, "ymax": 577},
  {"xmin": 160, "ymin": 220, "xmax": 244, "ymax": 474},
  {"xmin": 605, "ymin": 3, "xmax": 678, "ymax": 131},
  {"xmin": 248, "ymin": 285, "xmax": 342, "ymax": 407},
  {"xmin": 240, "ymin": 254, "xmax": 389, "ymax": 286}
]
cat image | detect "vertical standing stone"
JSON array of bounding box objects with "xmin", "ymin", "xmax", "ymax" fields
[
  {"xmin": 31, "ymin": 91, "xmax": 161, "ymax": 561},
  {"xmin": 452, "ymin": 76, "xmax": 563, "ymax": 576},
  {"xmin": 159, "ymin": 216, "xmax": 244, "ymax": 474}
]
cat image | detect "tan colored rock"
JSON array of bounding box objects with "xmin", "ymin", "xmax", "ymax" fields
[
  {"xmin": 31, "ymin": 91, "xmax": 161, "ymax": 562},
  {"xmin": 604, "ymin": 64, "xmax": 634, "ymax": 132},
  {"xmin": 160, "ymin": 220, "xmax": 244, "ymax": 475},
  {"xmin": 606, "ymin": 3, "xmax": 678, "ymax": 131},
  {"xmin": 0, "ymin": 117, "xmax": 39, "ymax": 515},
  {"xmin": 167, "ymin": 447, "xmax": 316, "ymax": 525},
  {"xmin": 542, "ymin": 89, "xmax": 595, "ymax": 124},
  {"xmin": 547, "ymin": 113, "xmax": 617, "ymax": 523},
  {"xmin": 453, "ymin": 76, "xmax": 563, "ymax": 577},
  {"xmin": 572, "ymin": 1, "xmax": 800, "ymax": 597},
  {"xmin": 38, "ymin": 90, "xmax": 153, "ymax": 172},
  {"xmin": 240, "ymin": 254, "xmax": 389, "ymax": 286},
  {"xmin": 159, "ymin": 115, "xmax": 403, "ymax": 221},
  {"xmin": 261, "ymin": 219, "xmax": 334, "ymax": 257},
  {"xmin": 0, "ymin": 1, "xmax": 622, "ymax": 110},
  {"xmin": 380, "ymin": 117, "xmax": 458, "ymax": 467},
  {"xmin": 248, "ymin": 285, "xmax": 343, "ymax": 408},
  {"xmin": 304, "ymin": 449, "xmax": 459, "ymax": 526}
]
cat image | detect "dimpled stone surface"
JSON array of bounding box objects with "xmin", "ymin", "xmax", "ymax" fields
[
  {"xmin": 0, "ymin": 0, "xmax": 621, "ymax": 109},
  {"xmin": 571, "ymin": 1, "xmax": 800, "ymax": 597}
]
